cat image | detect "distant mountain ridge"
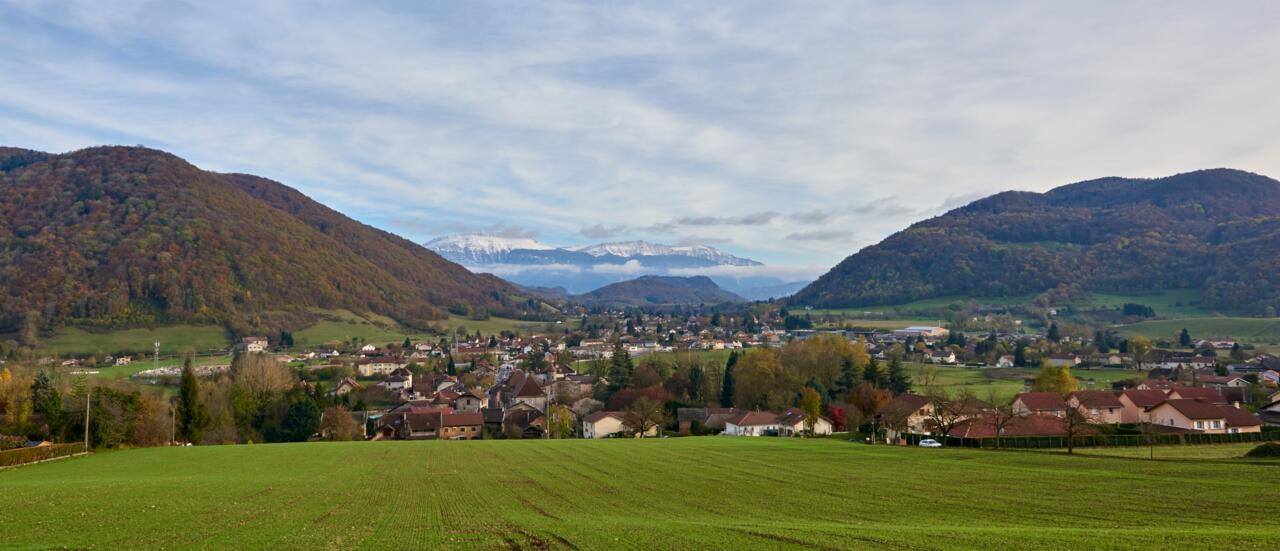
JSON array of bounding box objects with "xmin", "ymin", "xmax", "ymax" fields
[
  {"xmin": 425, "ymin": 234, "xmax": 793, "ymax": 296},
  {"xmin": 791, "ymin": 168, "xmax": 1280, "ymax": 314},
  {"xmin": 574, "ymin": 276, "xmax": 744, "ymax": 307},
  {"xmin": 0, "ymin": 146, "xmax": 535, "ymax": 337}
]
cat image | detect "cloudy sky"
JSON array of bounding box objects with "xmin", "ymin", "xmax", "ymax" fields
[{"xmin": 3, "ymin": 1, "xmax": 1280, "ymax": 279}]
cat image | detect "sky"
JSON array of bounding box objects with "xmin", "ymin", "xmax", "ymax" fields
[{"xmin": 3, "ymin": 1, "xmax": 1280, "ymax": 281}]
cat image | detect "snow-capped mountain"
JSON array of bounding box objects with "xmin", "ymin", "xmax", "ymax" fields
[
  {"xmin": 426, "ymin": 233, "xmax": 799, "ymax": 296},
  {"xmin": 425, "ymin": 234, "xmax": 554, "ymax": 264},
  {"xmin": 570, "ymin": 241, "xmax": 760, "ymax": 266}
]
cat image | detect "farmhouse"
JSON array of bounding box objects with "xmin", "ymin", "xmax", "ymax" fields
[
  {"xmin": 776, "ymin": 408, "xmax": 834, "ymax": 435},
  {"xmin": 235, "ymin": 336, "xmax": 269, "ymax": 354},
  {"xmin": 1167, "ymin": 387, "xmax": 1226, "ymax": 405},
  {"xmin": 356, "ymin": 358, "xmax": 407, "ymax": 377},
  {"xmin": 676, "ymin": 407, "xmax": 742, "ymax": 434},
  {"xmin": 723, "ymin": 411, "xmax": 786, "ymax": 436},
  {"xmin": 1045, "ymin": 354, "xmax": 1080, "ymax": 368},
  {"xmin": 949, "ymin": 414, "xmax": 1067, "ymax": 438}
]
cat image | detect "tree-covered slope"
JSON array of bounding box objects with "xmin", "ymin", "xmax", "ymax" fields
[
  {"xmin": 0, "ymin": 146, "xmax": 531, "ymax": 336},
  {"xmin": 576, "ymin": 275, "xmax": 745, "ymax": 306},
  {"xmin": 791, "ymin": 169, "xmax": 1280, "ymax": 314}
]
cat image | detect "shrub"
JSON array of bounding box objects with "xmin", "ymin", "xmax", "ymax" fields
[
  {"xmin": 0, "ymin": 443, "xmax": 86, "ymax": 468},
  {"xmin": 0, "ymin": 434, "xmax": 26, "ymax": 451},
  {"xmin": 1244, "ymin": 443, "xmax": 1280, "ymax": 459}
]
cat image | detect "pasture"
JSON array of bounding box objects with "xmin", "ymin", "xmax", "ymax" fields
[
  {"xmin": 916, "ymin": 364, "xmax": 1137, "ymax": 401},
  {"xmin": 40, "ymin": 325, "xmax": 232, "ymax": 357},
  {"xmin": 1, "ymin": 438, "xmax": 1277, "ymax": 549},
  {"xmin": 1112, "ymin": 317, "xmax": 1280, "ymax": 345}
]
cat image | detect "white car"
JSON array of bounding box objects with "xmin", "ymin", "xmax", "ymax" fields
[{"xmin": 918, "ymin": 439, "xmax": 943, "ymax": 448}]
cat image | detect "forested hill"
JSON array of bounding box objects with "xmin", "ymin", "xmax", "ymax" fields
[
  {"xmin": 0, "ymin": 146, "xmax": 532, "ymax": 337},
  {"xmin": 791, "ymin": 169, "xmax": 1280, "ymax": 314},
  {"xmin": 576, "ymin": 276, "xmax": 745, "ymax": 306}
]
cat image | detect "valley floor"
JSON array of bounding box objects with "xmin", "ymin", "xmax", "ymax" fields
[{"xmin": 1, "ymin": 438, "xmax": 1277, "ymax": 549}]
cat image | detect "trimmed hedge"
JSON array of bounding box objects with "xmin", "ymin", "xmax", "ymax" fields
[
  {"xmin": 1245, "ymin": 443, "xmax": 1280, "ymax": 458},
  {"xmin": 904, "ymin": 430, "xmax": 1280, "ymax": 449},
  {"xmin": 0, "ymin": 443, "xmax": 86, "ymax": 468}
]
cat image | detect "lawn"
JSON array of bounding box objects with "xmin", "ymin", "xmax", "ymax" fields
[
  {"xmin": 1112, "ymin": 317, "xmax": 1280, "ymax": 345},
  {"xmin": 40, "ymin": 325, "xmax": 233, "ymax": 357},
  {"xmin": 1077, "ymin": 289, "xmax": 1211, "ymax": 318},
  {"xmin": 1, "ymin": 438, "xmax": 1277, "ymax": 549}
]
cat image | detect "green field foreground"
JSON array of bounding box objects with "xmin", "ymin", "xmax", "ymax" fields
[{"xmin": 2, "ymin": 439, "xmax": 1278, "ymax": 549}]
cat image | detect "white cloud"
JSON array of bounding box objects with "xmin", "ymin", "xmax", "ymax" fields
[{"xmin": 2, "ymin": 1, "xmax": 1279, "ymax": 272}]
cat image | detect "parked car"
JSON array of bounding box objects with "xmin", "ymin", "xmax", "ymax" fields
[{"xmin": 919, "ymin": 439, "xmax": 943, "ymax": 448}]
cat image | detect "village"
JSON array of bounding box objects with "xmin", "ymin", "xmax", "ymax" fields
[{"xmin": 127, "ymin": 308, "xmax": 1276, "ymax": 446}]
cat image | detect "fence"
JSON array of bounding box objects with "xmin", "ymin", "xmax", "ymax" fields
[
  {"xmin": 904, "ymin": 430, "xmax": 1280, "ymax": 450},
  {"xmin": 0, "ymin": 443, "xmax": 87, "ymax": 468}
]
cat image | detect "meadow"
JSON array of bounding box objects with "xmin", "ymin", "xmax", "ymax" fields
[
  {"xmin": 40, "ymin": 325, "xmax": 233, "ymax": 357},
  {"xmin": 914, "ymin": 364, "xmax": 1137, "ymax": 401},
  {"xmin": 1112, "ymin": 317, "xmax": 1280, "ymax": 345},
  {"xmin": 1, "ymin": 438, "xmax": 1276, "ymax": 549}
]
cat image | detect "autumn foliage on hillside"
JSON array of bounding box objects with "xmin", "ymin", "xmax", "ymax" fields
[
  {"xmin": 0, "ymin": 146, "xmax": 535, "ymax": 336},
  {"xmin": 792, "ymin": 169, "xmax": 1280, "ymax": 314}
]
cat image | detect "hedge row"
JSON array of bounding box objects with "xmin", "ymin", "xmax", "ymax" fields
[
  {"xmin": 905, "ymin": 430, "xmax": 1280, "ymax": 449},
  {"xmin": 0, "ymin": 443, "xmax": 86, "ymax": 468}
]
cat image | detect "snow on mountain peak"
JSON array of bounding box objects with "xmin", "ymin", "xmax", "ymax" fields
[{"xmin": 426, "ymin": 233, "xmax": 553, "ymax": 254}]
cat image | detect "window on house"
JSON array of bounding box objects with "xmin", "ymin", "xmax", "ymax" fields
[{"xmin": 1195, "ymin": 421, "xmax": 1204, "ymax": 429}]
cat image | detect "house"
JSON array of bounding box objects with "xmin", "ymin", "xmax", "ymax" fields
[
  {"xmin": 1118, "ymin": 389, "xmax": 1167, "ymax": 424},
  {"xmin": 775, "ymin": 408, "xmax": 834, "ymax": 436},
  {"xmin": 581, "ymin": 411, "xmax": 658, "ymax": 438},
  {"xmin": 502, "ymin": 408, "xmax": 546, "ymax": 439},
  {"xmin": 1045, "ymin": 354, "xmax": 1080, "ymax": 368},
  {"xmin": 360, "ymin": 344, "xmax": 377, "ymax": 353},
  {"xmin": 1147, "ymin": 399, "xmax": 1261, "ymax": 434},
  {"xmin": 876, "ymin": 393, "xmax": 933, "ymax": 440},
  {"xmin": 1167, "ymin": 387, "xmax": 1226, "ymax": 405},
  {"xmin": 1012, "ymin": 392, "xmax": 1068, "ymax": 417},
  {"xmin": 332, "ymin": 377, "xmax": 362, "ymax": 396},
  {"xmin": 438, "ymin": 412, "xmax": 484, "ymax": 440},
  {"xmin": 1199, "ymin": 375, "xmax": 1248, "ymax": 389},
  {"xmin": 996, "ymin": 355, "xmax": 1015, "ymax": 368},
  {"xmin": 452, "ymin": 388, "xmax": 487, "ymax": 413},
  {"xmin": 114, "ymin": 356, "xmax": 133, "ymax": 366},
  {"xmin": 235, "ymin": 337, "xmax": 269, "ymax": 354},
  {"xmin": 356, "ymin": 358, "xmax": 407, "ymax": 377},
  {"xmin": 1066, "ymin": 391, "xmax": 1123, "ymax": 424},
  {"xmin": 502, "ymin": 371, "xmax": 548, "ymax": 412},
  {"xmin": 676, "ymin": 407, "xmax": 741, "ymax": 434},
  {"xmin": 1258, "ymin": 400, "xmax": 1280, "ymax": 427},
  {"xmin": 926, "ymin": 350, "xmax": 957, "ymax": 365},
  {"xmin": 723, "ymin": 411, "xmax": 786, "ymax": 436},
  {"xmin": 949, "ymin": 414, "xmax": 1067, "ymax": 438}
]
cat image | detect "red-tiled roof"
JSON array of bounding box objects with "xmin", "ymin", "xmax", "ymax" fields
[
  {"xmin": 877, "ymin": 393, "xmax": 929, "ymax": 418},
  {"xmin": 1069, "ymin": 390, "xmax": 1123, "ymax": 409},
  {"xmin": 441, "ymin": 412, "xmax": 483, "ymax": 427},
  {"xmin": 1014, "ymin": 392, "xmax": 1067, "ymax": 412},
  {"xmin": 1153, "ymin": 399, "xmax": 1226, "ymax": 420},
  {"xmin": 726, "ymin": 411, "xmax": 780, "ymax": 426},
  {"xmin": 950, "ymin": 414, "xmax": 1067, "ymax": 438},
  {"xmin": 1121, "ymin": 389, "xmax": 1168, "ymax": 408},
  {"xmin": 1169, "ymin": 387, "xmax": 1225, "ymax": 404},
  {"xmin": 1221, "ymin": 405, "xmax": 1261, "ymax": 427}
]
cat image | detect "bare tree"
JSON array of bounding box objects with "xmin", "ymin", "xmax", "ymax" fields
[
  {"xmin": 622, "ymin": 397, "xmax": 666, "ymax": 438},
  {"xmin": 925, "ymin": 389, "xmax": 976, "ymax": 446},
  {"xmin": 320, "ymin": 406, "xmax": 361, "ymax": 441},
  {"xmin": 232, "ymin": 353, "xmax": 295, "ymax": 403},
  {"xmin": 1061, "ymin": 406, "xmax": 1097, "ymax": 454},
  {"xmin": 985, "ymin": 390, "xmax": 1017, "ymax": 449}
]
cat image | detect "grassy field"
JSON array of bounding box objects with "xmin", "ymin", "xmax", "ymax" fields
[
  {"xmin": 1112, "ymin": 317, "xmax": 1280, "ymax": 345},
  {"xmin": 918, "ymin": 364, "xmax": 1138, "ymax": 401},
  {"xmin": 1077, "ymin": 289, "xmax": 1210, "ymax": 317},
  {"xmin": 2, "ymin": 438, "xmax": 1277, "ymax": 549},
  {"xmin": 39, "ymin": 325, "xmax": 233, "ymax": 357},
  {"xmin": 1040, "ymin": 443, "xmax": 1267, "ymax": 461}
]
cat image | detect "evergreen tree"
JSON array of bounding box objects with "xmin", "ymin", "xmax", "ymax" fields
[
  {"xmin": 446, "ymin": 355, "xmax": 457, "ymax": 376},
  {"xmin": 29, "ymin": 371, "xmax": 62, "ymax": 437},
  {"xmin": 863, "ymin": 356, "xmax": 883, "ymax": 387},
  {"xmin": 607, "ymin": 341, "xmax": 634, "ymax": 394},
  {"xmin": 887, "ymin": 357, "xmax": 912, "ymax": 394},
  {"xmin": 1094, "ymin": 330, "xmax": 1110, "ymax": 353},
  {"xmin": 1047, "ymin": 322, "xmax": 1061, "ymax": 342},
  {"xmin": 1014, "ymin": 341, "xmax": 1028, "ymax": 367},
  {"xmin": 177, "ymin": 357, "xmax": 209, "ymax": 443},
  {"xmin": 1179, "ymin": 328, "xmax": 1192, "ymax": 348},
  {"xmin": 279, "ymin": 398, "xmax": 322, "ymax": 442},
  {"xmin": 403, "ymin": 337, "xmax": 412, "ymax": 349},
  {"xmin": 720, "ymin": 351, "xmax": 738, "ymax": 407},
  {"xmin": 834, "ymin": 357, "xmax": 858, "ymax": 400}
]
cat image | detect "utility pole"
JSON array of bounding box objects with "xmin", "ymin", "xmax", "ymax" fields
[
  {"xmin": 154, "ymin": 341, "xmax": 161, "ymax": 373},
  {"xmin": 83, "ymin": 384, "xmax": 91, "ymax": 451}
]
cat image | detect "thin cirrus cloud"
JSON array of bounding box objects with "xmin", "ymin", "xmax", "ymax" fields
[{"xmin": 1, "ymin": 1, "xmax": 1278, "ymax": 272}]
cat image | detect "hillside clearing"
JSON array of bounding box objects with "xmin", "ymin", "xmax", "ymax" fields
[
  {"xmin": 1112, "ymin": 317, "xmax": 1280, "ymax": 345},
  {"xmin": 1, "ymin": 438, "xmax": 1276, "ymax": 549}
]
